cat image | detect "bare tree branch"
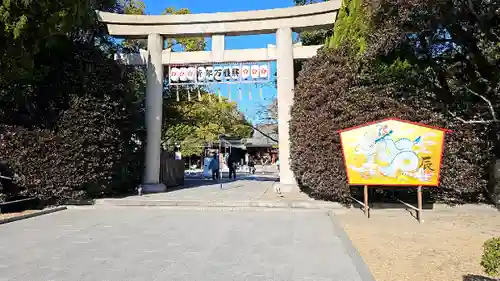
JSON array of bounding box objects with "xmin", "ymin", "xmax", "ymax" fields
[
  {"xmin": 223, "ymin": 109, "xmax": 279, "ymax": 143},
  {"xmin": 467, "ymin": 0, "xmax": 500, "ymax": 42},
  {"xmin": 464, "ymin": 86, "xmax": 498, "ymax": 121},
  {"xmin": 467, "ymin": 0, "xmax": 481, "ymax": 19},
  {"xmin": 448, "ymin": 111, "xmax": 499, "ymax": 124},
  {"xmin": 248, "ymin": 124, "xmax": 279, "ymax": 143}
]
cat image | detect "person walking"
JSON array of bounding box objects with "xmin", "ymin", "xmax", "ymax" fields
[
  {"xmin": 248, "ymin": 156, "xmax": 256, "ymax": 174},
  {"xmin": 227, "ymin": 152, "xmax": 237, "ymax": 180},
  {"xmin": 208, "ymin": 153, "xmax": 220, "ymax": 181}
]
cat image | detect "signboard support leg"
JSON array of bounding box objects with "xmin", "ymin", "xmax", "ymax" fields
[
  {"xmin": 417, "ymin": 185, "xmax": 423, "ymax": 223},
  {"xmin": 363, "ymin": 185, "xmax": 369, "ymax": 218}
]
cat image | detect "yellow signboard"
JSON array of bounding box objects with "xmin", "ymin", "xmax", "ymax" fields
[{"xmin": 339, "ymin": 118, "xmax": 449, "ymax": 186}]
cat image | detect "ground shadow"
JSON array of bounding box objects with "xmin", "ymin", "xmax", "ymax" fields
[
  {"xmin": 0, "ymin": 196, "xmax": 44, "ymax": 212},
  {"xmin": 463, "ymin": 274, "xmax": 500, "ymax": 281},
  {"xmin": 73, "ymin": 172, "xmax": 279, "ymax": 203},
  {"xmin": 350, "ymin": 186, "xmax": 437, "ymax": 210},
  {"xmin": 173, "ymin": 174, "xmax": 278, "ymax": 192}
]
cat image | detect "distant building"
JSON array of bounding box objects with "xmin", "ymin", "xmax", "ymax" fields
[
  {"xmin": 244, "ymin": 123, "xmax": 278, "ymax": 163},
  {"xmin": 183, "ymin": 124, "xmax": 279, "ymax": 169}
]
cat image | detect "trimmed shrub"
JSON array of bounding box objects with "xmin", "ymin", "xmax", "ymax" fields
[
  {"xmin": 289, "ymin": 47, "xmax": 489, "ymax": 204},
  {"xmin": 482, "ymin": 237, "xmax": 500, "ymax": 277},
  {"xmin": 0, "ymin": 126, "xmax": 82, "ymax": 204},
  {"xmin": 0, "ymin": 95, "xmax": 143, "ymax": 204},
  {"xmin": 0, "ymin": 44, "xmax": 144, "ymax": 204}
]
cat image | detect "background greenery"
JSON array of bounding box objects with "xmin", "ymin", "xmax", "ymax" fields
[
  {"xmin": 290, "ymin": 0, "xmax": 500, "ymax": 204},
  {"xmin": 0, "ymin": 0, "xmax": 251, "ymax": 203},
  {"xmin": 1, "ymin": 0, "xmax": 499, "ymax": 207}
]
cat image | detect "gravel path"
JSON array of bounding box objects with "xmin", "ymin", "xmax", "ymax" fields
[{"xmin": 335, "ymin": 205, "xmax": 500, "ymax": 281}]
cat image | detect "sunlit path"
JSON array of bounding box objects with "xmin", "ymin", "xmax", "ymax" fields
[{"xmin": 0, "ymin": 208, "xmax": 373, "ymax": 281}]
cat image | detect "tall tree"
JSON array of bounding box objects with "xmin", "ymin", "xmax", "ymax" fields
[
  {"xmin": 325, "ymin": 0, "xmax": 367, "ymax": 52},
  {"xmin": 163, "ymin": 91, "xmax": 252, "ymax": 156},
  {"xmin": 121, "ymin": 2, "xmax": 206, "ymax": 52},
  {"xmin": 0, "ymin": 0, "xmax": 120, "ymax": 128},
  {"xmin": 293, "ymin": 0, "xmax": 333, "ymax": 45},
  {"xmin": 163, "ymin": 7, "xmax": 206, "ymax": 52},
  {"xmin": 254, "ymin": 99, "xmax": 278, "ymax": 136},
  {"xmin": 119, "ymin": 0, "xmax": 245, "ymax": 157},
  {"xmin": 0, "ymin": 0, "xmax": 148, "ymax": 202},
  {"xmin": 367, "ymin": 0, "xmax": 500, "ymax": 142},
  {"xmin": 365, "ymin": 0, "xmax": 500, "ymax": 203},
  {"xmin": 121, "ymin": 0, "xmax": 148, "ymax": 50}
]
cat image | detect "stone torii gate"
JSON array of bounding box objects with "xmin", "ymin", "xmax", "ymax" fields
[{"xmin": 96, "ymin": 1, "xmax": 340, "ymax": 193}]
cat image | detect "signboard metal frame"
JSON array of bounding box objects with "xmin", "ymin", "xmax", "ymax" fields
[{"xmin": 337, "ymin": 118, "xmax": 451, "ymax": 222}]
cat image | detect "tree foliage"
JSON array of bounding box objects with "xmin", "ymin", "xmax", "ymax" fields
[
  {"xmin": 367, "ymin": 0, "xmax": 500, "ymax": 203},
  {"xmin": 482, "ymin": 237, "xmax": 500, "ymax": 277},
  {"xmin": 293, "ymin": 0, "xmax": 333, "ymax": 46},
  {"xmin": 162, "ymin": 90, "xmax": 252, "ymax": 156},
  {"xmin": 0, "ymin": 0, "xmax": 145, "ymax": 203},
  {"xmin": 367, "ymin": 0, "xmax": 500, "ymax": 126},
  {"xmin": 290, "ymin": 0, "xmax": 499, "ymax": 204},
  {"xmin": 121, "ymin": 0, "xmax": 147, "ymax": 50},
  {"xmin": 119, "ymin": 1, "xmax": 249, "ymax": 157},
  {"xmin": 121, "ymin": 1, "xmax": 206, "ymax": 52},
  {"xmin": 326, "ymin": 0, "xmax": 367, "ymax": 52},
  {"xmin": 257, "ymin": 99, "xmax": 278, "ymax": 125},
  {"xmin": 163, "ymin": 7, "xmax": 206, "ymax": 52}
]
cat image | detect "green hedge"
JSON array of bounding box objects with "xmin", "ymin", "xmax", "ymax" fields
[
  {"xmin": 289, "ymin": 47, "xmax": 489, "ymax": 204},
  {"xmin": 482, "ymin": 237, "xmax": 500, "ymax": 277},
  {"xmin": 0, "ymin": 96, "xmax": 143, "ymax": 204},
  {"xmin": 0, "ymin": 43, "xmax": 144, "ymax": 204}
]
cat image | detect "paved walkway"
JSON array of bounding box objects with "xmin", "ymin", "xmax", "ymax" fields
[
  {"xmin": 0, "ymin": 208, "xmax": 374, "ymax": 281},
  {"xmin": 97, "ymin": 177, "xmax": 341, "ymax": 209},
  {"xmin": 97, "ymin": 165, "xmax": 342, "ymax": 209}
]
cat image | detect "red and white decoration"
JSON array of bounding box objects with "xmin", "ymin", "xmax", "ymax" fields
[
  {"xmin": 170, "ymin": 67, "xmax": 180, "ymax": 82},
  {"xmin": 169, "ymin": 62, "xmax": 270, "ymax": 84},
  {"xmin": 186, "ymin": 67, "xmax": 196, "ymax": 81},
  {"xmin": 259, "ymin": 65, "xmax": 268, "ymax": 78},
  {"xmin": 179, "ymin": 67, "xmax": 188, "ymax": 82},
  {"xmin": 250, "ymin": 65, "xmax": 260, "ymax": 79},
  {"xmin": 241, "ymin": 65, "xmax": 251, "ymax": 80}
]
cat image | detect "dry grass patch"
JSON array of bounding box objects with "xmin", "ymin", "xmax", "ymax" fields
[
  {"xmin": 335, "ymin": 205, "xmax": 500, "ymax": 281},
  {"xmin": 0, "ymin": 210, "xmax": 39, "ymax": 220}
]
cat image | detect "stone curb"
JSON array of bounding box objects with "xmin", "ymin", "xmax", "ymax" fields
[
  {"xmin": 95, "ymin": 199, "xmax": 344, "ymax": 209},
  {"xmin": 94, "ymin": 198, "xmax": 498, "ymax": 211},
  {"xmin": 0, "ymin": 206, "xmax": 67, "ymax": 225},
  {"xmin": 327, "ymin": 210, "xmax": 377, "ymax": 281}
]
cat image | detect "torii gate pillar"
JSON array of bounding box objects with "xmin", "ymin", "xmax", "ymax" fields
[
  {"xmin": 276, "ymin": 27, "xmax": 296, "ymax": 188},
  {"xmin": 142, "ymin": 33, "xmax": 166, "ymax": 192}
]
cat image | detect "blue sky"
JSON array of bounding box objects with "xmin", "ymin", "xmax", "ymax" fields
[{"xmin": 142, "ymin": 0, "xmax": 299, "ymax": 123}]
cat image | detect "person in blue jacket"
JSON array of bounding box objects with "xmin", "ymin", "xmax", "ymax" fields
[{"xmin": 208, "ymin": 153, "xmax": 220, "ymax": 181}]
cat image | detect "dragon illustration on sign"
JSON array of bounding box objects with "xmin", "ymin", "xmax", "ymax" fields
[{"xmin": 339, "ymin": 118, "xmax": 448, "ymax": 186}]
